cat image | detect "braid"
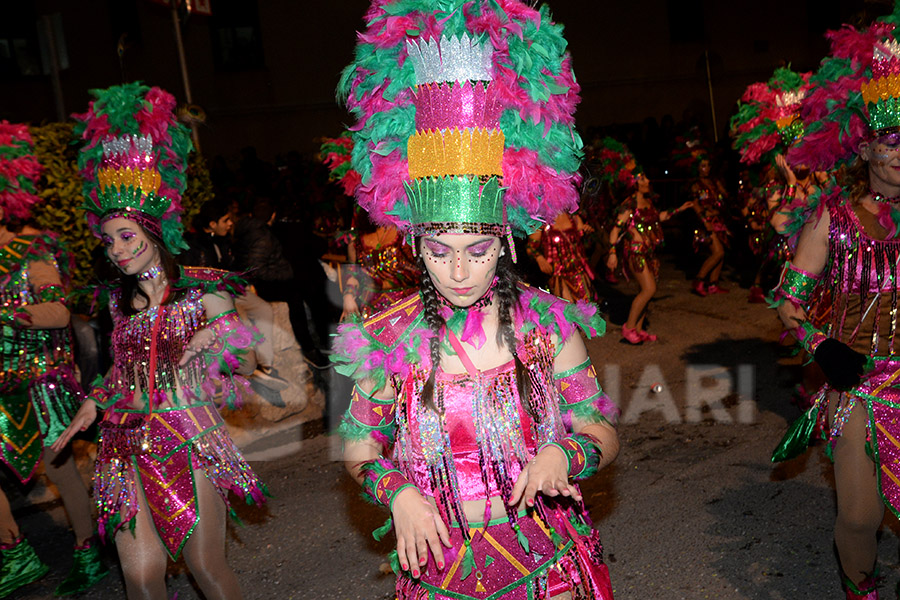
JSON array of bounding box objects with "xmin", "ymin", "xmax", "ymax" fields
[
  {"xmin": 494, "ymin": 241, "xmax": 533, "ymax": 416},
  {"xmin": 418, "ymin": 258, "xmax": 444, "ymax": 412}
]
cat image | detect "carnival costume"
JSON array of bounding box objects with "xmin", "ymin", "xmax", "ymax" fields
[
  {"xmin": 335, "ymin": 1, "xmax": 617, "ymax": 598},
  {"xmin": 771, "ymin": 14, "xmax": 900, "ymax": 599},
  {"xmin": 74, "ymin": 83, "xmax": 266, "ymax": 560},
  {"xmin": 617, "ymin": 196, "xmax": 664, "ymax": 282},
  {"xmin": 0, "ymin": 121, "xmax": 110, "ymax": 596},
  {"xmin": 730, "ymin": 67, "xmax": 813, "ymax": 301},
  {"xmin": 689, "ymin": 173, "xmax": 730, "ymax": 250},
  {"xmin": 530, "ymin": 220, "xmax": 595, "ymax": 302}
]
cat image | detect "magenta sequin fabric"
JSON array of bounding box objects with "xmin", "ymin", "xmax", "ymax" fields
[
  {"xmin": 396, "ymin": 509, "xmax": 614, "ymax": 600},
  {"xmin": 95, "ymin": 404, "xmax": 266, "ymax": 559}
]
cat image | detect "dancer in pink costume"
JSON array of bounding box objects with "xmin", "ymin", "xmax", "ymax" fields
[
  {"xmin": 528, "ymin": 212, "xmax": 596, "ymax": 303},
  {"xmin": 771, "ymin": 11, "xmax": 900, "ymax": 599},
  {"xmin": 334, "ymin": 2, "xmax": 619, "ymax": 598},
  {"xmin": 607, "ymin": 170, "xmax": 690, "ymax": 344},
  {"xmin": 52, "ymin": 83, "xmax": 266, "ymax": 600}
]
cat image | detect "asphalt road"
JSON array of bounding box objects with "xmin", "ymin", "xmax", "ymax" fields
[{"xmin": 6, "ymin": 258, "xmax": 898, "ymax": 600}]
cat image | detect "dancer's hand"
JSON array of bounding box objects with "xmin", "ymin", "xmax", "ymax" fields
[
  {"xmin": 536, "ymin": 255, "xmax": 553, "ymax": 275},
  {"xmin": 775, "ymin": 154, "xmax": 797, "ymax": 186},
  {"xmin": 509, "ymin": 445, "xmax": 581, "ymax": 510},
  {"xmin": 179, "ymin": 328, "xmax": 216, "ymax": 366},
  {"xmin": 606, "ymin": 253, "xmax": 618, "ymax": 270},
  {"xmin": 341, "ymin": 295, "xmax": 360, "ymax": 321},
  {"xmin": 51, "ymin": 399, "xmax": 97, "ymax": 453},
  {"xmin": 391, "ymin": 487, "xmax": 452, "ymax": 577}
]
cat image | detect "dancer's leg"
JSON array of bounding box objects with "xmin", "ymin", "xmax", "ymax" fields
[
  {"xmin": 114, "ymin": 490, "xmax": 168, "ymax": 600},
  {"xmin": 182, "ymin": 472, "xmax": 242, "ymax": 600},
  {"xmin": 831, "ymin": 396, "xmax": 884, "ymax": 586},
  {"xmin": 42, "ymin": 447, "xmax": 93, "ymax": 545},
  {"xmin": 626, "ymin": 265, "xmax": 655, "ymax": 330}
]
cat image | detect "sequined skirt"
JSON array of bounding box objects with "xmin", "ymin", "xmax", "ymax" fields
[
  {"xmin": 396, "ymin": 509, "xmax": 614, "ymax": 600},
  {"xmin": 95, "ymin": 403, "xmax": 267, "ymax": 559}
]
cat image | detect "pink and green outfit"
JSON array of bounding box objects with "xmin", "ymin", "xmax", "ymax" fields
[
  {"xmin": 335, "ymin": 285, "xmax": 618, "ymax": 599},
  {"xmin": 88, "ymin": 267, "xmax": 267, "ymax": 559}
]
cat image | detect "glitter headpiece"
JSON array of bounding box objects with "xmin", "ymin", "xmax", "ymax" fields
[
  {"xmin": 74, "ymin": 82, "xmax": 193, "ymax": 254},
  {"xmin": 788, "ymin": 7, "xmax": 900, "ymax": 171},
  {"xmin": 730, "ymin": 67, "xmax": 812, "ymax": 165},
  {"xmin": 0, "ymin": 122, "xmax": 43, "ymax": 222},
  {"xmin": 862, "ymin": 37, "xmax": 900, "ymax": 136},
  {"xmin": 339, "ymin": 0, "xmax": 583, "ymax": 251}
]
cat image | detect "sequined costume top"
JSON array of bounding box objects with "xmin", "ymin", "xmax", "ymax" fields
[
  {"xmin": 0, "ymin": 233, "xmax": 81, "ymax": 482},
  {"xmin": 618, "ymin": 197, "xmax": 664, "ymax": 280},
  {"xmin": 351, "ymin": 233, "xmax": 420, "ymax": 318},
  {"xmin": 334, "ymin": 284, "xmax": 618, "ymax": 532},
  {"xmin": 814, "ymin": 195, "xmax": 900, "ymax": 356},
  {"xmin": 89, "ymin": 266, "xmax": 256, "ymax": 412},
  {"xmin": 691, "ymin": 178, "xmax": 730, "ymax": 244},
  {"xmin": 536, "ymin": 224, "xmax": 596, "ymax": 302}
]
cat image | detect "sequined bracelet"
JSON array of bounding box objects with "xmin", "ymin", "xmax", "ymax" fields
[
  {"xmin": 775, "ymin": 263, "xmax": 820, "ymax": 306},
  {"xmin": 0, "ymin": 308, "xmax": 30, "ymax": 327},
  {"xmin": 796, "ymin": 321, "xmax": 829, "ymax": 354},
  {"xmin": 540, "ymin": 432, "xmax": 602, "ymax": 481},
  {"xmin": 783, "ymin": 184, "xmax": 797, "ymax": 201},
  {"xmin": 359, "ymin": 458, "xmax": 417, "ymax": 511}
]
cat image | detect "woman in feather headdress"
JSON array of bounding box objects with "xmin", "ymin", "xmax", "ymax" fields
[
  {"xmin": 771, "ymin": 10, "xmax": 900, "ymax": 598},
  {"xmin": 52, "ymin": 83, "xmax": 267, "ymax": 600},
  {"xmin": 333, "ymin": 2, "xmax": 619, "ymax": 599}
]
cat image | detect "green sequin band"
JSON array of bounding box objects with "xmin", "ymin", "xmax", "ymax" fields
[
  {"xmin": 796, "ymin": 321, "xmax": 829, "ymax": 354},
  {"xmin": 404, "ymin": 175, "xmax": 505, "ymax": 236},
  {"xmin": 775, "ymin": 263, "xmax": 820, "ymax": 306},
  {"xmin": 541, "ymin": 433, "xmax": 602, "ymax": 481},
  {"xmin": 35, "ymin": 284, "xmax": 65, "ymax": 304},
  {"xmin": 867, "ymin": 97, "xmax": 900, "ymax": 136}
]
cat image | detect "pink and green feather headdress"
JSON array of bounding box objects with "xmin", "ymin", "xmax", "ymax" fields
[
  {"xmin": 730, "ymin": 67, "xmax": 812, "ymax": 166},
  {"xmin": 788, "ymin": 4, "xmax": 900, "ymax": 171},
  {"xmin": 338, "ymin": 0, "xmax": 583, "ymax": 254},
  {"xmin": 74, "ymin": 82, "xmax": 193, "ymax": 254},
  {"xmin": 0, "ymin": 121, "xmax": 42, "ymax": 222},
  {"xmin": 320, "ymin": 132, "xmax": 363, "ymax": 197}
]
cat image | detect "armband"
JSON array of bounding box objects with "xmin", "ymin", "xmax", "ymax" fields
[
  {"xmin": 796, "ymin": 321, "xmax": 829, "ymax": 355},
  {"xmin": 338, "ymin": 385, "xmax": 397, "ymax": 444},
  {"xmin": 204, "ymin": 309, "xmax": 260, "ymax": 408},
  {"xmin": 34, "ymin": 283, "xmax": 65, "ymax": 304},
  {"xmin": 555, "ymin": 359, "xmax": 619, "ymax": 425},
  {"xmin": 774, "ymin": 263, "xmax": 820, "ymax": 306},
  {"xmin": 540, "ymin": 432, "xmax": 602, "ymax": 480},
  {"xmin": 782, "ymin": 184, "xmax": 797, "ymax": 201},
  {"xmin": 359, "ymin": 458, "xmax": 417, "ymax": 511}
]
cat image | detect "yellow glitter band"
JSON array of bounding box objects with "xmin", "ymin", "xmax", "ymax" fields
[
  {"xmin": 862, "ymin": 72, "xmax": 900, "ymax": 105},
  {"xmin": 407, "ymin": 127, "xmax": 504, "ymax": 179},
  {"xmin": 97, "ymin": 167, "xmax": 162, "ymax": 195}
]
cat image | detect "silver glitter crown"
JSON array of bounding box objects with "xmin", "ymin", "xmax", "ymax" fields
[
  {"xmin": 101, "ymin": 134, "xmax": 154, "ymax": 164},
  {"xmin": 875, "ymin": 37, "xmax": 900, "ymax": 63},
  {"xmin": 406, "ymin": 34, "xmax": 493, "ymax": 86},
  {"xmin": 776, "ymin": 89, "xmax": 806, "ymax": 108}
]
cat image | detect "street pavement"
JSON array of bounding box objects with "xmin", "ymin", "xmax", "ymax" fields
[{"xmin": 5, "ymin": 258, "xmax": 899, "ymax": 599}]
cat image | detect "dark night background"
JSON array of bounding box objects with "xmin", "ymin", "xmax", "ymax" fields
[{"xmin": 0, "ymin": 0, "xmax": 894, "ymax": 164}]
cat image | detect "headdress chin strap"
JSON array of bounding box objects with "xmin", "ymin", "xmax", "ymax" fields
[{"xmin": 101, "ymin": 207, "xmax": 163, "ymax": 241}]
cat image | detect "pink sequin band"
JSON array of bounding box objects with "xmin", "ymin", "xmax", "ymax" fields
[
  {"xmin": 359, "ymin": 458, "xmax": 417, "ymax": 511},
  {"xmin": 413, "ymin": 81, "xmax": 503, "ymax": 132},
  {"xmin": 775, "ymin": 262, "xmax": 820, "ymax": 306},
  {"xmin": 101, "ymin": 207, "xmax": 162, "ymax": 240},
  {"xmin": 342, "ymin": 385, "xmax": 397, "ymax": 442},
  {"xmin": 796, "ymin": 321, "xmax": 829, "ymax": 354},
  {"xmin": 555, "ymin": 359, "xmax": 603, "ymax": 407},
  {"xmin": 541, "ymin": 433, "xmax": 602, "ymax": 480}
]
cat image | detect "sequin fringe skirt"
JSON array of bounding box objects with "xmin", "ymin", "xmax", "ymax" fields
[
  {"xmin": 396, "ymin": 510, "xmax": 614, "ymax": 600},
  {"xmin": 94, "ymin": 403, "xmax": 266, "ymax": 559}
]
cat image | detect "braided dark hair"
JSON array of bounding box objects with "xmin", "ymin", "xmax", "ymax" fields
[{"xmin": 418, "ymin": 237, "xmax": 531, "ymax": 414}]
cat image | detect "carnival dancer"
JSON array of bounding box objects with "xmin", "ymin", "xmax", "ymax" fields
[
  {"xmin": 607, "ymin": 172, "xmax": 691, "ymax": 343},
  {"xmin": 770, "ymin": 15, "xmax": 900, "ymax": 599},
  {"xmin": 334, "ymin": 2, "xmax": 619, "ymax": 599},
  {"xmin": 689, "ymin": 155, "xmax": 731, "ymax": 295},
  {"xmin": 0, "ymin": 121, "xmax": 108, "ymax": 596},
  {"xmin": 528, "ymin": 212, "xmax": 596, "ymax": 302},
  {"xmin": 51, "ymin": 83, "xmax": 267, "ymax": 600},
  {"xmin": 729, "ymin": 66, "xmax": 814, "ymax": 302}
]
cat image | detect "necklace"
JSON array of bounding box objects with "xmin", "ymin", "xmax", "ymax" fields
[
  {"xmin": 137, "ymin": 264, "xmax": 164, "ymax": 281},
  {"xmin": 437, "ymin": 276, "xmax": 498, "ymax": 311},
  {"xmin": 870, "ymin": 188, "xmax": 900, "ymax": 203}
]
